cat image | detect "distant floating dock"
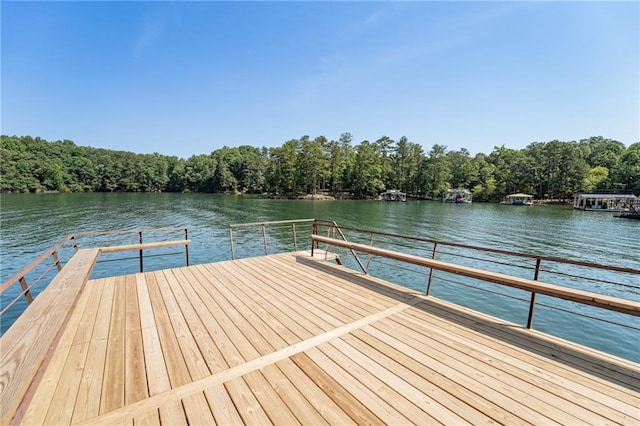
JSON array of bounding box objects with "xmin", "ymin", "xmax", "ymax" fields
[{"xmin": 2, "ymin": 244, "xmax": 638, "ymax": 425}]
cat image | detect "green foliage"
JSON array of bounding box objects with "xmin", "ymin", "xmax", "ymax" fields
[
  {"xmin": 613, "ymin": 142, "xmax": 640, "ymax": 195},
  {"xmin": 1, "ymin": 134, "xmax": 637, "ymax": 199},
  {"xmin": 423, "ymin": 144, "xmax": 451, "ymax": 199},
  {"xmin": 350, "ymin": 141, "xmax": 384, "ymax": 197},
  {"xmin": 583, "ymin": 166, "xmax": 610, "ymax": 192}
]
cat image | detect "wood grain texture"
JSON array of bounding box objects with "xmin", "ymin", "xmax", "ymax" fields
[
  {"xmin": 2, "ymin": 251, "xmax": 637, "ymax": 426},
  {"xmin": 0, "ymin": 249, "xmax": 99, "ymax": 426},
  {"xmin": 312, "ymin": 235, "xmax": 640, "ymax": 315}
]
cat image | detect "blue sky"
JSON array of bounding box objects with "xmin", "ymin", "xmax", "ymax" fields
[{"xmin": 2, "ymin": 1, "xmax": 638, "ymax": 158}]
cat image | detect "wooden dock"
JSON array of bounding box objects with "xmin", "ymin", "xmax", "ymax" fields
[{"xmin": 2, "ymin": 251, "xmax": 639, "ymax": 425}]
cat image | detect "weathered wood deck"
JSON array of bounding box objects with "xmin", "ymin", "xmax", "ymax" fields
[{"xmin": 5, "ymin": 252, "xmax": 640, "ymax": 425}]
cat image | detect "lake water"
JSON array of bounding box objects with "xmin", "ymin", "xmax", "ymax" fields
[{"xmin": 1, "ymin": 193, "xmax": 638, "ymax": 360}]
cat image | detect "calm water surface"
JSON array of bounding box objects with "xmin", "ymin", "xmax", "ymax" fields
[{"xmin": 1, "ymin": 193, "xmax": 638, "ymax": 360}]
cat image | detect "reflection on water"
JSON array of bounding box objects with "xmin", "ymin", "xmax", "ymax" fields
[{"xmin": 1, "ymin": 193, "xmax": 638, "ymax": 360}]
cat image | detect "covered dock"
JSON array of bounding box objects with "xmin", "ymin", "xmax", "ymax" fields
[
  {"xmin": 379, "ymin": 189, "xmax": 406, "ymax": 202},
  {"xmin": 573, "ymin": 193, "xmax": 638, "ymax": 211}
]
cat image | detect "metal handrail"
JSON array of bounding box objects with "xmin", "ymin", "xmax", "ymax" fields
[
  {"xmin": 310, "ymin": 222, "xmax": 639, "ymax": 330},
  {"xmin": 314, "ymin": 223, "xmax": 640, "ymax": 275},
  {"xmin": 228, "ymin": 219, "xmax": 366, "ymax": 272},
  {"xmin": 229, "ymin": 219, "xmax": 317, "ymax": 259},
  {"xmin": 312, "ymin": 234, "xmax": 640, "ymax": 326},
  {"xmin": 1, "ymin": 227, "xmax": 189, "ymax": 317},
  {"xmin": 0, "ymin": 235, "xmax": 76, "ymax": 294}
]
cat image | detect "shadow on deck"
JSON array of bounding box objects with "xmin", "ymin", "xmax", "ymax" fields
[
  {"xmin": 3, "ymin": 251, "xmax": 639, "ymax": 425},
  {"xmin": 297, "ymin": 255, "xmax": 640, "ymax": 392}
]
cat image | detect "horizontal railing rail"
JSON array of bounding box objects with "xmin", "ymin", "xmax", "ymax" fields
[
  {"xmin": 229, "ymin": 219, "xmax": 317, "ymax": 260},
  {"xmin": 0, "ymin": 227, "xmax": 190, "ymax": 334},
  {"xmin": 312, "ymin": 234, "xmax": 640, "ymax": 316},
  {"xmin": 310, "ymin": 223, "xmax": 640, "ymax": 334},
  {"xmin": 228, "ymin": 219, "xmax": 366, "ymax": 270},
  {"xmin": 312, "ymin": 223, "xmax": 640, "ymax": 275},
  {"xmin": 0, "ymin": 235, "xmax": 76, "ymax": 295}
]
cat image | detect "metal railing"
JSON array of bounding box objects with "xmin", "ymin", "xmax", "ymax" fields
[
  {"xmin": 228, "ymin": 219, "xmax": 365, "ymax": 266},
  {"xmin": 310, "ymin": 222, "xmax": 640, "ymax": 332},
  {"xmin": 229, "ymin": 219, "xmax": 316, "ymax": 259},
  {"xmin": 0, "ymin": 227, "xmax": 190, "ymax": 333}
]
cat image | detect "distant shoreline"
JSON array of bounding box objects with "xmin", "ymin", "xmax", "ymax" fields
[{"xmin": 2, "ymin": 190, "xmax": 575, "ymax": 205}]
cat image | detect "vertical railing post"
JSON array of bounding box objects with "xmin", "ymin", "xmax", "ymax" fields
[
  {"xmin": 262, "ymin": 224, "xmax": 268, "ymax": 255},
  {"xmin": 527, "ymin": 258, "xmax": 542, "ymax": 329},
  {"xmin": 292, "ymin": 223, "xmax": 298, "ymax": 252},
  {"xmin": 229, "ymin": 226, "xmax": 236, "ymax": 260},
  {"xmin": 71, "ymin": 235, "xmax": 79, "ymax": 252},
  {"xmin": 184, "ymin": 228, "xmax": 190, "ymax": 266},
  {"xmin": 52, "ymin": 251, "xmax": 62, "ymax": 272},
  {"xmin": 311, "ymin": 221, "xmax": 317, "ymax": 256},
  {"xmin": 332, "ymin": 220, "xmax": 365, "ymax": 273},
  {"xmin": 139, "ymin": 231, "xmax": 144, "ymax": 273},
  {"xmin": 426, "ymin": 242, "xmax": 439, "ymax": 295},
  {"xmin": 364, "ymin": 232, "xmax": 375, "ymax": 274},
  {"xmin": 20, "ymin": 277, "xmax": 33, "ymax": 305},
  {"xmin": 20, "ymin": 277, "xmax": 34, "ymax": 304}
]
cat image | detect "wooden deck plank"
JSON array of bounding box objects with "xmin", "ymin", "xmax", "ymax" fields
[
  {"xmin": 329, "ymin": 335, "xmax": 471, "ymax": 425},
  {"xmin": 241, "ymin": 370, "xmax": 301, "ymax": 425},
  {"xmin": 156, "ymin": 269, "xmax": 212, "ymax": 379},
  {"xmin": 135, "ymin": 273, "xmax": 168, "ymax": 393},
  {"xmin": 242, "ymin": 253, "xmax": 384, "ymax": 322},
  {"xmin": 205, "ymin": 265, "xmax": 331, "ymax": 336},
  {"xmin": 235, "ymin": 256, "xmax": 366, "ymax": 323},
  {"xmin": 161, "ymin": 270, "xmax": 284, "ymax": 424},
  {"xmin": 0, "ymin": 249, "xmax": 99, "ymax": 426},
  {"xmin": 289, "ymin": 352, "xmax": 381, "ymax": 425},
  {"xmin": 347, "ymin": 328, "xmax": 512, "ymax": 425},
  {"xmin": 42, "ymin": 278, "xmax": 104, "ymax": 425},
  {"xmin": 373, "ymin": 316, "xmax": 607, "ymax": 424},
  {"xmin": 194, "ymin": 264, "xmax": 311, "ymax": 344},
  {"xmin": 303, "ymin": 346, "xmax": 412, "ymax": 424},
  {"xmin": 190, "ymin": 264, "xmax": 296, "ymax": 352},
  {"xmin": 136, "ymin": 273, "xmax": 187, "ymax": 426},
  {"xmin": 319, "ymin": 339, "xmax": 447, "ymax": 425},
  {"xmin": 172, "ymin": 266, "xmax": 280, "ymax": 424},
  {"xmin": 360, "ymin": 323, "xmax": 554, "ymax": 425},
  {"xmin": 180, "ymin": 265, "xmax": 284, "ymax": 358},
  {"xmin": 178, "ymin": 265, "xmax": 262, "ymax": 363},
  {"xmin": 224, "ymin": 377, "xmax": 273, "ymax": 425},
  {"xmin": 71, "ymin": 281, "xmax": 419, "ymax": 425},
  {"xmin": 258, "ymin": 363, "xmax": 329, "ymax": 425},
  {"xmin": 408, "ymin": 298, "xmax": 640, "ymax": 391},
  {"xmin": 100, "ymin": 275, "xmax": 126, "ymax": 414},
  {"xmin": 71, "ymin": 278, "xmax": 116, "ymax": 423},
  {"xmin": 147, "ymin": 272, "xmax": 218, "ymax": 425},
  {"xmin": 169, "ymin": 266, "xmax": 246, "ymax": 368},
  {"xmin": 20, "ymin": 273, "xmax": 101, "ymax": 425},
  {"xmin": 269, "ymin": 253, "xmax": 413, "ymax": 309},
  {"xmin": 145, "ymin": 272, "xmax": 191, "ymax": 388},
  {"xmin": 4, "ymin": 252, "xmax": 638, "ymax": 426},
  {"xmin": 212, "ymin": 260, "xmax": 350, "ymax": 330},
  {"xmin": 161, "ymin": 268, "xmax": 230, "ymax": 373},
  {"xmin": 286, "ymin": 253, "xmax": 423, "ymax": 303},
  {"xmin": 397, "ymin": 304, "xmax": 640, "ymax": 422},
  {"xmin": 133, "ymin": 410, "xmax": 160, "ymax": 426},
  {"xmin": 203, "ymin": 384, "xmax": 244, "ymax": 425},
  {"xmin": 274, "ymin": 358, "xmax": 357, "ymax": 425},
  {"xmin": 124, "ymin": 275, "xmax": 148, "ymax": 405},
  {"xmin": 240, "ymin": 256, "xmax": 381, "ymax": 319},
  {"xmin": 181, "ymin": 392, "xmax": 216, "ymax": 425},
  {"xmin": 407, "ymin": 299, "xmax": 640, "ymax": 393},
  {"xmin": 209, "ymin": 260, "xmax": 344, "ymax": 331}
]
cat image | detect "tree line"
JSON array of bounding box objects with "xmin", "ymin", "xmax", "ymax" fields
[{"xmin": 1, "ymin": 134, "xmax": 638, "ymax": 201}]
